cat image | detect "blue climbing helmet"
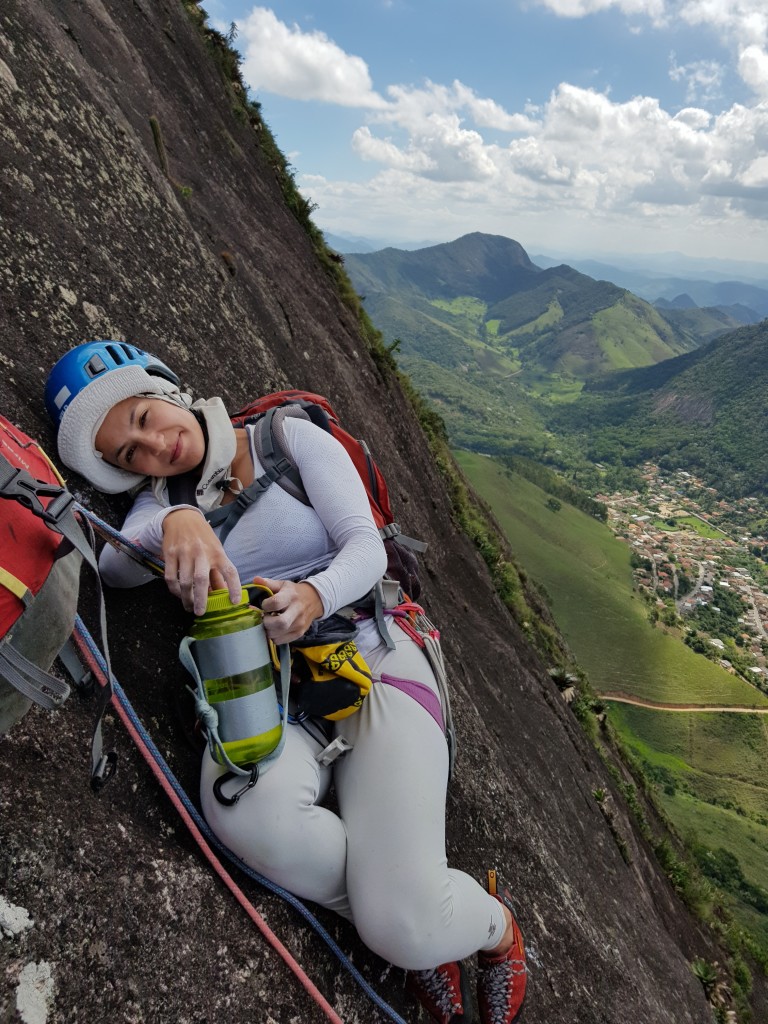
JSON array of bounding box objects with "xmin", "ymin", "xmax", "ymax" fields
[
  {"xmin": 46, "ymin": 341, "xmax": 187, "ymax": 494},
  {"xmin": 45, "ymin": 341, "xmax": 179, "ymax": 427}
]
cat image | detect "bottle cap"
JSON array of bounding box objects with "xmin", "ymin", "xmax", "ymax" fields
[{"xmin": 205, "ymin": 588, "xmax": 247, "ymax": 613}]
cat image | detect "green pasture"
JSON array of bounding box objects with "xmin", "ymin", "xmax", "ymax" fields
[
  {"xmin": 525, "ymin": 374, "xmax": 584, "ymax": 404},
  {"xmin": 424, "ymin": 297, "xmax": 522, "ymax": 377},
  {"xmin": 430, "ymin": 296, "xmax": 487, "ymax": 320},
  {"xmin": 610, "ymin": 704, "xmax": 768, "ymax": 819},
  {"xmin": 675, "ymin": 516, "xmax": 727, "ymax": 538},
  {"xmin": 507, "ymin": 297, "xmax": 563, "ymax": 337},
  {"xmin": 652, "ymin": 515, "xmax": 726, "ymax": 539},
  {"xmin": 592, "ymin": 302, "xmax": 679, "ymax": 370},
  {"xmin": 455, "ymin": 451, "xmax": 768, "ymax": 708},
  {"xmin": 462, "ymin": 335, "xmax": 521, "ymax": 375},
  {"xmin": 658, "ymin": 790, "xmax": 768, "ymax": 945}
]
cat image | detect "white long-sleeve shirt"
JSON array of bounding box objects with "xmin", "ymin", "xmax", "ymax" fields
[{"xmin": 99, "ymin": 416, "xmax": 387, "ymax": 617}]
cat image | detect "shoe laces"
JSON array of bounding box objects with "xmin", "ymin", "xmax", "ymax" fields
[
  {"xmin": 479, "ymin": 957, "xmax": 527, "ymax": 1024},
  {"xmin": 412, "ymin": 965, "xmax": 463, "ymax": 1016}
]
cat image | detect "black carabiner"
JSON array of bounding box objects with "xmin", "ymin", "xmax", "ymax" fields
[{"xmin": 212, "ymin": 765, "xmax": 259, "ymax": 807}]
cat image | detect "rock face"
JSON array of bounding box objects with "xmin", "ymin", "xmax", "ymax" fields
[{"xmin": 0, "ymin": 3, "xmax": 728, "ymax": 1022}]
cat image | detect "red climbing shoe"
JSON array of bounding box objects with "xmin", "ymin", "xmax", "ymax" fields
[
  {"xmin": 477, "ymin": 870, "xmax": 527, "ymax": 1024},
  {"xmin": 407, "ymin": 959, "xmax": 473, "ymax": 1023}
]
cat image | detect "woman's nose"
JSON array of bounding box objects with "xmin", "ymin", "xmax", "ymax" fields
[{"xmin": 145, "ymin": 431, "xmax": 166, "ymax": 456}]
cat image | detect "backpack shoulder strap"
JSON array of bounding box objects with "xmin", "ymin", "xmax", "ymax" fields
[
  {"xmin": 205, "ymin": 407, "xmax": 312, "ymax": 545},
  {"xmin": 253, "ymin": 406, "xmax": 311, "ymax": 506}
]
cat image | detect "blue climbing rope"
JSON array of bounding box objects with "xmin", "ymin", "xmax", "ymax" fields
[{"xmin": 72, "ymin": 583, "xmax": 408, "ymax": 1024}]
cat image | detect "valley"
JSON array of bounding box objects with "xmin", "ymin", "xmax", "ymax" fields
[
  {"xmin": 457, "ymin": 450, "xmax": 768, "ymax": 949},
  {"xmin": 345, "ymin": 229, "xmax": 768, "ymax": 953}
]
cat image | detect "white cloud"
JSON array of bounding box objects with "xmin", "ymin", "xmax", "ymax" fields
[
  {"xmin": 239, "ymin": 6, "xmax": 768, "ymax": 257},
  {"xmin": 302, "ymin": 78, "xmax": 768, "ymax": 250},
  {"xmin": 669, "ymin": 56, "xmax": 724, "ymax": 103},
  {"xmin": 536, "ymin": 0, "xmax": 665, "ymax": 19},
  {"xmin": 238, "ymin": 8, "xmax": 387, "ymax": 108},
  {"xmin": 739, "ymin": 154, "xmax": 768, "ymax": 187},
  {"xmin": 673, "ymin": 106, "xmax": 713, "ymax": 128},
  {"xmin": 678, "ymin": 1, "xmax": 767, "ymax": 43},
  {"xmin": 450, "ymin": 82, "xmax": 540, "ymax": 133},
  {"xmin": 351, "ymin": 127, "xmax": 435, "ymax": 172},
  {"xmin": 739, "ymin": 44, "xmax": 768, "ymax": 97},
  {"xmin": 351, "ymin": 80, "xmax": 537, "ymax": 182}
]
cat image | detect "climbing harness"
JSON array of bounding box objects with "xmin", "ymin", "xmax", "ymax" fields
[{"xmin": 69, "ymin": 609, "xmax": 409, "ymax": 1024}]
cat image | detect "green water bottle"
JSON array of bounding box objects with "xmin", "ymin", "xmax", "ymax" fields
[{"xmin": 190, "ymin": 588, "xmax": 282, "ymax": 767}]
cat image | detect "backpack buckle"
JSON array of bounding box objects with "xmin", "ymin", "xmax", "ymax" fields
[{"xmin": 0, "ymin": 466, "xmax": 72, "ymax": 526}]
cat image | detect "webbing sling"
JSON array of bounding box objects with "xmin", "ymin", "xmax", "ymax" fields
[{"xmin": 0, "ymin": 453, "xmax": 117, "ymax": 788}]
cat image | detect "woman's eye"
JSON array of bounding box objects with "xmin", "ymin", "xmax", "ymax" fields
[
  {"xmin": 139, "ymin": 410, "xmax": 148, "ymax": 428},
  {"xmin": 125, "ymin": 445, "xmax": 136, "ymax": 465}
]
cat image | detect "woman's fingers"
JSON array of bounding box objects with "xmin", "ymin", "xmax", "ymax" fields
[
  {"xmin": 161, "ymin": 509, "xmax": 240, "ymax": 613},
  {"xmin": 258, "ymin": 580, "xmax": 324, "ymax": 644}
]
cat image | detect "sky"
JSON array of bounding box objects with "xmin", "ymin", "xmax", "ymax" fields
[{"xmin": 202, "ymin": 1, "xmax": 768, "ymax": 263}]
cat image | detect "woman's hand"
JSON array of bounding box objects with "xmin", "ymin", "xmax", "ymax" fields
[
  {"xmin": 162, "ymin": 509, "xmax": 241, "ymax": 615},
  {"xmin": 253, "ymin": 576, "xmax": 324, "ymax": 645}
]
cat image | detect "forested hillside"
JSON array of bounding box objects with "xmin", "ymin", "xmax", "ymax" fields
[{"xmin": 554, "ymin": 320, "xmax": 768, "ymax": 496}]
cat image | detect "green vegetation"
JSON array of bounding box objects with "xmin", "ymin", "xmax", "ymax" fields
[
  {"xmin": 665, "ymin": 793, "xmax": 768, "ymax": 947},
  {"xmin": 610, "ymin": 705, "xmax": 768, "ymax": 819},
  {"xmin": 556, "ymin": 320, "xmax": 768, "ymax": 500},
  {"xmin": 345, "ymin": 233, "xmax": 768, "ymax": 502},
  {"xmin": 430, "ymin": 296, "xmax": 487, "ymax": 320},
  {"xmin": 498, "ymin": 452, "xmax": 607, "ymax": 521},
  {"xmin": 398, "ymin": 382, "xmax": 563, "ymax": 664},
  {"xmin": 610, "ymin": 702, "xmax": 768, "ymax": 946},
  {"xmin": 592, "ymin": 297, "xmax": 683, "ymax": 369},
  {"xmin": 456, "ymin": 451, "xmax": 768, "ymax": 707},
  {"xmin": 689, "ymin": 583, "xmax": 750, "ymax": 640},
  {"xmin": 459, "ymin": 447, "xmax": 768, "ymax": 963},
  {"xmin": 507, "ymin": 296, "xmax": 563, "ymax": 336},
  {"xmin": 342, "ymin": 236, "xmax": 712, "ymax": 487},
  {"xmin": 676, "ymin": 515, "xmax": 727, "ymax": 538}
]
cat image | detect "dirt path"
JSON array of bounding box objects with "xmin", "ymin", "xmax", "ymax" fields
[{"xmin": 601, "ymin": 691, "xmax": 768, "ymax": 713}]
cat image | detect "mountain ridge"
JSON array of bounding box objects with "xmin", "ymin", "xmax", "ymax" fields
[{"xmin": 346, "ymin": 233, "xmax": 708, "ymax": 383}]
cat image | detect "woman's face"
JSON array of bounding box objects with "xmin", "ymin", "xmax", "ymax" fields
[{"xmin": 95, "ymin": 396, "xmax": 205, "ymax": 478}]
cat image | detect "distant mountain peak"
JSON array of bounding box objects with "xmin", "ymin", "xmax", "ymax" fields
[{"xmin": 344, "ymin": 232, "xmax": 540, "ymax": 304}]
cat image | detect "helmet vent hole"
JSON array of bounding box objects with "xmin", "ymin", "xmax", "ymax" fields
[{"xmin": 106, "ymin": 344, "xmax": 125, "ymax": 365}]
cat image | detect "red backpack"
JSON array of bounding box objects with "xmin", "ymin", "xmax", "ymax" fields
[
  {"xmin": 171, "ymin": 391, "xmax": 425, "ymax": 599},
  {"xmin": 231, "ymin": 390, "xmax": 394, "ymax": 528},
  {"xmin": 0, "ymin": 416, "xmax": 77, "ymax": 727},
  {"xmin": 0, "ymin": 415, "xmax": 117, "ymax": 784}
]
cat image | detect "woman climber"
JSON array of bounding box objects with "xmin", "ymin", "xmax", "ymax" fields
[{"xmin": 45, "ymin": 340, "xmax": 528, "ymax": 1024}]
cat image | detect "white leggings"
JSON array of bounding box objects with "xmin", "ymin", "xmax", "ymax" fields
[{"xmin": 200, "ymin": 618, "xmax": 505, "ymax": 970}]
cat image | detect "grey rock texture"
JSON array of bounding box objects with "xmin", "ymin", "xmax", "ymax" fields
[{"xmin": 0, "ymin": 1, "xmax": 735, "ymax": 1022}]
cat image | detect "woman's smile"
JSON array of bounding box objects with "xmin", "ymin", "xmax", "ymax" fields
[{"xmin": 95, "ymin": 396, "xmax": 205, "ymax": 478}]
